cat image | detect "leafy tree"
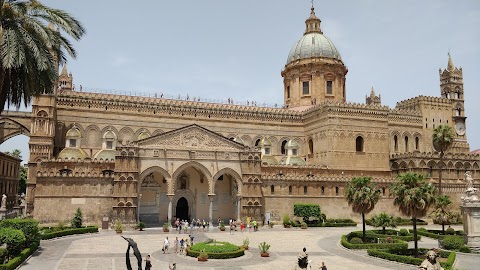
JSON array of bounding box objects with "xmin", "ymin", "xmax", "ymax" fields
[
  {"xmin": 0, "ymin": 0, "xmax": 86, "ymax": 113},
  {"xmin": 19, "ymin": 166, "xmax": 27, "ymax": 194},
  {"xmin": 371, "ymin": 212, "xmax": 397, "ymax": 234},
  {"xmin": 391, "ymin": 172, "xmax": 436, "ymax": 257},
  {"xmin": 3, "ymin": 149, "xmax": 22, "ymax": 159},
  {"xmin": 71, "ymin": 208, "xmax": 82, "ymax": 228},
  {"xmin": 293, "ymin": 203, "xmax": 325, "ymax": 223},
  {"xmin": 345, "ymin": 176, "xmax": 381, "ymax": 242},
  {"xmin": 432, "ymin": 125, "xmax": 454, "ymax": 194},
  {"xmin": 430, "ymin": 195, "xmax": 453, "ymax": 234}
]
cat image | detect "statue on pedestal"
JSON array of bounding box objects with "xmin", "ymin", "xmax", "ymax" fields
[
  {"xmin": 418, "ymin": 249, "xmax": 443, "ymax": 270},
  {"xmin": 462, "ymin": 171, "xmax": 479, "ymax": 203},
  {"xmin": 1, "ymin": 194, "xmax": 6, "ymax": 209}
]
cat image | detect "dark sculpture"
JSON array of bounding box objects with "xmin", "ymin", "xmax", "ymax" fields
[{"xmin": 122, "ymin": 236, "xmax": 143, "ymax": 270}]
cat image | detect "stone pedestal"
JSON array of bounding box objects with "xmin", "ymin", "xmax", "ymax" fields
[
  {"xmin": 0, "ymin": 207, "xmax": 6, "ymax": 220},
  {"xmin": 461, "ymin": 202, "xmax": 480, "ymax": 252}
]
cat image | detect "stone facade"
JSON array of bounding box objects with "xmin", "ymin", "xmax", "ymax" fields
[
  {"xmin": 0, "ymin": 152, "xmax": 21, "ymax": 211},
  {"xmin": 0, "ymin": 7, "xmax": 477, "ymax": 226}
]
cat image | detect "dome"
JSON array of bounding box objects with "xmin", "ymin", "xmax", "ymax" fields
[
  {"xmin": 58, "ymin": 148, "xmax": 88, "ymax": 160},
  {"xmin": 66, "ymin": 127, "xmax": 81, "ymax": 138},
  {"xmin": 94, "ymin": 149, "xmax": 116, "ymax": 160},
  {"xmin": 286, "ymin": 33, "xmax": 341, "ymax": 65},
  {"xmin": 286, "ymin": 6, "xmax": 341, "ymax": 65}
]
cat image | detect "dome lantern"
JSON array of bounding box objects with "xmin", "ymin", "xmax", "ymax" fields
[{"xmin": 305, "ymin": 6, "xmax": 322, "ymax": 34}]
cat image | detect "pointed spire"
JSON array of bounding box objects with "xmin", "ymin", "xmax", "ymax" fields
[
  {"xmin": 370, "ymin": 86, "xmax": 376, "ymax": 97},
  {"xmin": 61, "ymin": 65, "xmax": 68, "ymax": 76},
  {"xmin": 447, "ymin": 52, "xmax": 454, "ymax": 71}
]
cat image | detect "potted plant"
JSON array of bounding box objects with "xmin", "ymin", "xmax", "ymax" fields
[
  {"xmin": 268, "ymin": 222, "xmax": 274, "ymax": 228},
  {"xmin": 301, "ymin": 222, "xmax": 308, "ymax": 229},
  {"xmin": 219, "ymin": 222, "xmax": 226, "ymax": 231},
  {"xmin": 259, "ymin": 241, "xmax": 270, "ymax": 257},
  {"xmin": 197, "ymin": 249, "xmax": 208, "ymax": 262},
  {"xmin": 283, "ymin": 214, "xmax": 291, "ymax": 228},
  {"xmin": 242, "ymin": 237, "xmax": 250, "ymax": 250},
  {"xmin": 136, "ymin": 221, "xmax": 145, "ymax": 231},
  {"xmin": 114, "ymin": 220, "xmax": 123, "ymax": 234},
  {"xmin": 162, "ymin": 223, "xmax": 170, "ymax": 232}
]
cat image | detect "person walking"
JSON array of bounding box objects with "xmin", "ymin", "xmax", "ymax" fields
[
  {"xmin": 163, "ymin": 236, "xmax": 169, "ymax": 254},
  {"xmin": 319, "ymin": 262, "xmax": 327, "ymax": 270},
  {"xmin": 174, "ymin": 237, "xmax": 179, "ymax": 254},
  {"xmin": 144, "ymin": 254, "xmax": 152, "ymax": 270},
  {"xmin": 169, "ymin": 262, "xmax": 176, "ymax": 270}
]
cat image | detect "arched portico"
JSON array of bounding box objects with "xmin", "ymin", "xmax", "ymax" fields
[
  {"xmin": 171, "ymin": 161, "xmax": 212, "ymax": 193},
  {"xmin": 138, "ymin": 166, "xmax": 171, "ymax": 225},
  {"xmin": 172, "ymin": 189, "xmax": 196, "ymax": 221}
]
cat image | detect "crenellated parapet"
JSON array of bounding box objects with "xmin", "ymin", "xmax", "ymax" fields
[
  {"xmin": 57, "ymin": 91, "xmax": 303, "ymax": 123},
  {"xmin": 396, "ymin": 95, "xmax": 451, "ymax": 110},
  {"xmin": 35, "ymin": 159, "xmax": 115, "ymax": 179},
  {"xmin": 390, "ymin": 151, "xmax": 480, "ymax": 161}
]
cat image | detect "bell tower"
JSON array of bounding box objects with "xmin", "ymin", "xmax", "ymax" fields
[{"xmin": 439, "ymin": 53, "xmax": 469, "ymax": 152}]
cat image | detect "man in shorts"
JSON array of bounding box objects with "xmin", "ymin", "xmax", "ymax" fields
[{"xmin": 163, "ymin": 236, "xmax": 169, "ymax": 254}]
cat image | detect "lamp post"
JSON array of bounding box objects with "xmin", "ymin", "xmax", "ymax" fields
[{"xmin": 137, "ymin": 193, "xmax": 142, "ymax": 223}]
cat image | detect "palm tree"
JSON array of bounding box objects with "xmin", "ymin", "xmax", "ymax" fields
[
  {"xmin": 432, "ymin": 125, "xmax": 454, "ymax": 194},
  {"xmin": 371, "ymin": 212, "xmax": 397, "ymax": 235},
  {"xmin": 0, "ymin": 0, "xmax": 85, "ymax": 113},
  {"xmin": 391, "ymin": 172, "xmax": 436, "ymax": 257},
  {"xmin": 345, "ymin": 176, "xmax": 381, "ymax": 242},
  {"xmin": 430, "ymin": 195, "xmax": 452, "ymax": 234}
]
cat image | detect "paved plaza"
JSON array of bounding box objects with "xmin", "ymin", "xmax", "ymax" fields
[{"xmin": 19, "ymin": 225, "xmax": 476, "ymax": 270}]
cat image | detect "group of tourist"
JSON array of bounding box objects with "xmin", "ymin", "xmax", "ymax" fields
[
  {"xmin": 174, "ymin": 218, "xmax": 209, "ymax": 232},
  {"xmin": 219, "ymin": 217, "xmax": 259, "ymax": 233}
]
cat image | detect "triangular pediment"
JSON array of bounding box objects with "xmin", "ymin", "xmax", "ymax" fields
[{"xmin": 137, "ymin": 124, "xmax": 247, "ymax": 151}]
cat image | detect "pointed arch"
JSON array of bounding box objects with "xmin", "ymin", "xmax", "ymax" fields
[
  {"xmin": 212, "ymin": 167, "xmax": 243, "ymax": 195},
  {"xmin": 172, "ymin": 161, "xmax": 212, "ymax": 193}
]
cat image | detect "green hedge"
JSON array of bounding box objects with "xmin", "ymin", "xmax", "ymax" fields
[
  {"xmin": 0, "ymin": 228, "xmax": 25, "ymax": 257},
  {"xmin": 367, "ymin": 248, "xmax": 455, "ymax": 269},
  {"xmin": 0, "ymin": 241, "xmax": 39, "ymax": 270},
  {"xmin": 366, "ymin": 217, "xmax": 428, "ymax": 226},
  {"xmin": 40, "ymin": 226, "xmax": 98, "ymax": 240},
  {"xmin": 341, "ymin": 234, "xmax": 408, "ymax": 250},
  {"xmin": 291, "ymin": 219, "xmax": 357, "ymax": 227},
  {"xmin": 187, "ymin": 245, "xmax": 245, "ymax": 259},
  {"xmin": 348, "ymin": 230, "xmax": 420, "ymax": 242},
  {"xmin": 415, "ymin": 229, "xmax": 463, "ymax": 240}
]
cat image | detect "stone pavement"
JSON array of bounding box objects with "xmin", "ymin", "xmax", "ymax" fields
[{"xmin": 18, "ymin": 224, "xmax": 477, "ymax": 270}]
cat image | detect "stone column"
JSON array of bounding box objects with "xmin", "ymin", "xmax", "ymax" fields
[
  {"xmin": 167, "ymin": 195, "xmax": 174, "ymax": 225},
  {"xmin": 236, "ymin": 197, "xmax": 242, "ymax": 220},
  {"xmin": 208, "ymin": 194, "xmax": 215, "ymax": 228}
]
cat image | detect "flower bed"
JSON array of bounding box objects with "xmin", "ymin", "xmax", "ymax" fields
[
  {"xmin": 367, "ymin": 248, "xmax": 455, "ymax": 269},
  {"xmin": 40, "ymin": 226, "xmax": 98, "ymax": 240},
  {"xmin": 187, "ymin": 240, "xmax": 245, "ymax": 259},
  {"xmin": 341, "ymin": 234, "xmax": 407, "ymax": 250},
  {"xmin": 0, "ymin": 241, "xmax": 39, "ymax": 270}
]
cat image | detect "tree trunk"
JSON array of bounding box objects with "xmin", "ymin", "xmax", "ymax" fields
[
  {"xmin": 439, "ymin": 152, "xmax": 444, "ymax": 194},
  {"xmin": 382, "ymin": 226, "xmax": 386, "ymax": 234},
  {"xmin": 413, "ymin": 217, "xmax": 418, "ymax": 258},
  {"xmin": 442, "ymin": 223, "xmax": 445, "ymax": 234},
  {"xmin": 362, "ymin": 212, "xmax": 366, "ymax": 242}
]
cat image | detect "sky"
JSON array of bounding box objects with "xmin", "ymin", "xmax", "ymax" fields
[{"xmin": 1, "ymin": 0, "xmax": 479, "ymax": 163}]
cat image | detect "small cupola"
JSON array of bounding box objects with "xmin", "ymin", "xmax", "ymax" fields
[{"xmin": 305, "ymin": 6, "xmax": 322, "ymax": 34}]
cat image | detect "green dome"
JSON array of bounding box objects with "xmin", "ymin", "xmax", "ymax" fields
[{"xmin": 58, "ymin": 148, "xmax": 88, "ymax": 160}]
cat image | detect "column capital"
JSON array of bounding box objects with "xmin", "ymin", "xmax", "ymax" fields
[{"xmin": 167, "ymin": 194, "xmax": 175, "ymax": 200}]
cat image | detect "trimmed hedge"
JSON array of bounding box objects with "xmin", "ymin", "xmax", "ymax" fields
[
  {"xmin": 367, "ymin": 248, "xmax": 455, "ymax": 269},
  {"xmin": 0, "ymin": 228, "xmax": 25, "ymax": 257},
  {"xmin": 366, "ymin": 217, "xmax": 428, "ymax": 226},
  {"xmin": 415, "ymin": 229, "xmax": 463, "ymax": 240},
  {"xmin": 341, "ymin": 234, "xmax": 408, "ymax": 250},
  {"xmin": 0, "ymin": 219, "xmax": 39, "ymax": 247},
  {"xmin": 291, "ymin": 219, "xmax": 357, "ymax": 227},
  {"xmin": 0, "ymin": 241, "xmax": 39, "ymax": 270},
  {"xmin": 349, "ymin": 230, "xmax": 420, "ymax": 242},
  {"xmin": 187, "ymin": 241, "xmax": 245, "ymax": 259},
  {"xmin": 40, "ymin": 226, "xmax": 98, "ymax": 240}
]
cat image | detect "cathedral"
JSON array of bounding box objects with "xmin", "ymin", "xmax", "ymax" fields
[{"xmin": 24, "ymin": 6, "xmax": 479, "ymax": 226}]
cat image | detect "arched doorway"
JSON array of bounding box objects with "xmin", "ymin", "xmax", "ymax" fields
[{"xmin": 176, "ymin": 197, "xmax": 189, "ymax": 221}]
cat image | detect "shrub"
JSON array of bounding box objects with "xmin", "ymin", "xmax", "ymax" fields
[
  {"xmin": 445, "ymin": 226, "xmax": 455, "ymax": 235},
  {"xmin": 136, "ymin": 222, "xmax": 145, "ymax": 231},
  {"xmin": 350, "ymin": 237, "xmax": 363, "ymax": 244},
  {"xmin": 0, "ymin": 248, "xmax": 7, "ymax": 264},
  {"xmin": 294, "ymin": 204, "xmax": 322, "ymax": 223},
  {"xmin": 385, "ymin": 237, "xmax": 393, "ymax": 243},
  {"xmin": 40, "ymin": 226, "xmax": 98, "ymax": 240},
  {"xmin": 458, "ymin": 245, "xmax": 471, "ymax": 253},
  {"xmin": 115, "ymin": 220, "xmax": 123, "ymax": 231},
  {"xmin": 367, "ymin": 248, "xmax": 455, "ymax": 269},
  {"xmin": 0, "ymin": 241, "xmax": 39, "ymax": 270},
  {"xmin": 71, "ymin": 208, "xmax": 83, "ymax": 228},
  {"xmin": 187, "ymin": 240, "xmax": 244, "ymax": 259},
  {"xmin": 301, "ymin": 222, "xmax": 307, "ymax": 229},
  {"xmin": 282, "ymin": 214, "xmax": 291, "ymax": 226},
  {"xmin": 0, "ymin": 219, "xmax": 39, "ymax": 247},
  {"xmin": 242, "ymin": 238, "xmax": 249, "ymax": 248},
  {"xmin": 259, "ymin": 241, "xmax": 270, "ymax": 253},
  {"xmin": 399, "ymin": 229, "xmax": 409, "ymax": 236},
  {"xmin": 0, "ymin": 228, "xmax": 26, "ymax": 257},
  {"xmin": 341, "ymin": 234, "xmax": 408, "ymax": 250},
  {"xmin": 442, "ymin": 235, "xmax": 464, "ymax": 250}
]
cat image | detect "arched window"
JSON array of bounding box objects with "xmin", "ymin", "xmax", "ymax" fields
[
  {"xmin": 356, "ymin": 136, "xmax": 364, "ymax": 152},
  {"xmin": 286, "ymin": 86, "xmax": 290, "ymax": 99},
  {"xmin": 288, "ymin": 186, "xmax": 292, "ymax": 195},
  {"xmin": 308, "ymin": 139, "xmax": 314, "ymax": 154},
  {"xmin": 404, "ymin": 136, "xmax": 409, "ymax": 152},
  {"xmin": 270, "ymin": 185, "xmax": 274, "ymax": 194},
  {"xmin": 335, "ymin": 186, "xmax": 339, "ymax": 195},
  {"xmin": 321, "ymin": 186, "xmax": 325, "ymax": 195},
  {"xmin": 382, "ymin": 187, "xmax": 386, "ymax": 196},
  {"xmin": 455, "ymin": 92, "xmax": 459, "ymax": 99},
  {"xmin": 456, "ymin": 109, "xmax": 461, "ymax": 116},
  {"xmin": 281, "ymin": 140, "xmax": 288, "ymax": 155},
  {"xmin": 394, "ymin": 135, "xmax": 398, "ymax": 152},
  {"xmin": 255, "ymin": 139, "xmax": 261, "ymax": 147},
  {"xmin": 415, "ymin": 137, "xmax": 420, "ymax": 150},
  {"xmin": 303, "ymin": 186, "xmax": 307, "ymax": 195}
]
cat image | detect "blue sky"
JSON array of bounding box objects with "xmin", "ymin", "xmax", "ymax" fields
[{"xmin": 1, "ymin": 0, "xmax": 479, "ymax": 163}]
